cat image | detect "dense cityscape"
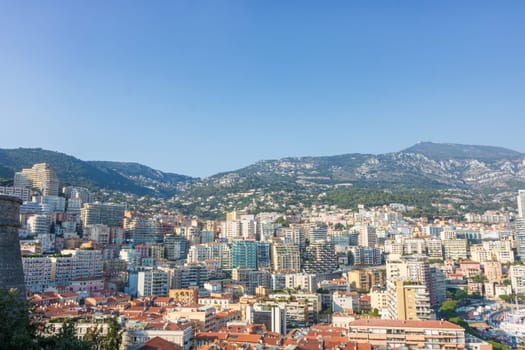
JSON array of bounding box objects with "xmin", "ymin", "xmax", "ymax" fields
[
  {"xmin": 2, "ymin": 161, "xmax": 525, "ymax": 350},
  {"xmin": 2, "ymin": 1, "xmax": 524, "ymax": 349}
]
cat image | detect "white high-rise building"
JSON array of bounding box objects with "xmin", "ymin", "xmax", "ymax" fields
[
  {"xmin": 220, "ymin": 220, "xmax": 242, "ymax": 241},
  {"xmin": 518, "ymin": 190, "xmax": 525, "ymax": 218},
  {"xmin": 510, "ymin": 265, "xmax": 525, "ymax": 295},
  {"xmin": 271, "ymin": 305, "xmax": 286, "ymax": 336},
  {"xmin": 27, "ymin": 214, "xmax": 50, "ymax": 235},
  {"xmin": 282, "ymin": 225, "xmax": 306, "ymax": 251},
  {"xmin": 137, "ymin": 270, "xmax": 170, "ymax": 297},
  {"xmin": 125, "ymin": 217, "xmax": 162, "ymax": 244},
  {"xmin": 81, "ymin": 202, "xmax": 126, "ymax": 228},
  {"xmin": 516, "ymin": 190, "xmax": 525, "ymax": 261}
]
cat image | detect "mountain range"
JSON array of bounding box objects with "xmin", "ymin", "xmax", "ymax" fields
[{"xmin": 1, "ymin": 142, "xmax": 525, "ymax": 197}]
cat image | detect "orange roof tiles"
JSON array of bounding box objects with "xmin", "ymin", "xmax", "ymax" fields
[{"xmin": 137, "ymin": 336, "xmax": 182, "ymax": 350}]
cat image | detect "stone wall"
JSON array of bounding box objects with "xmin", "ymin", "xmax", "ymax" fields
[{"xmin": 0, "ymin": 195, "xmax": 26, "ymax": 296}]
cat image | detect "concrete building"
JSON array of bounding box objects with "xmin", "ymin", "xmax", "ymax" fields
[
  {"xmin": 137, "ymin": 270, "xmax": 170, "ymax": 297},
  {"xmin": 22, "ymin": 256, "xmax": 52, "ymax": 293},
  {"xmin": 63, "ymin": 186, "xmax": 93, "ymax": 204},
  {"xmin": 84, "ymin": 224, "xmax": 111, "ymax": 244},
  {"xmin": 284, "ymin": 273, "xmax": 317, "ymax": 292},
  {"xmin": 387, "ymin": 255, "xmax": 444, "ymax": 309},
  {"xmin": 256, "ymin": 241, "xmax": 271, "ymax": 269},
  {"xmin": 125, "ymin": 217, "xmax": 162, "ymax": 244},
  {"xmin": 308, "ymin": 224, "xmax": 327, "ymax": 242},
  {"xmin": 187, "ymin": 242, "xmax": 231, "ymax": 270},
  {"xmin": 346, "ymin": 268, "xmax": 386, "ymax": 292},
  {"xmin": 355, "ymin": 224, "xmax": 377, "ymax": 248},
  {"xmin": 483, "ymin": 261, "xmax": 502, "ymax": 282},
  {"xmin": 385, "ymin": 280, "xmax": 433, "ymax": 320},
  {"xmin": 510, "ymin": 265, "xmax": 525, "ymax": 295},
  {"xmin": 426, "ymin": 238, "xmax": 444, "ymax": 259},
  {"xmin": 164, "ymin": 235, "xmax": 187, "ymax": 262},
  {"xmin": 81, "ymin": 202, "xmax": 126, "ymax": 228},
  {"xmin": 282, "ymin": 224, "xmax": 306, "ymax": 251},
  {"xmin": 271, "ymin": 242, "xmax": 301, "ymax": 273},
  {"xmin": 231, "ymin": 240, "xmax": 257, "ymax": 269},
  {"xmin": 0, "ymin": 186, "xmax": 32, "ymax": 201},
  {"xmin": 170, "ymin": 264, "xmax": 209, "ymax": 289},
  {"xmin": 14, "ymin": 163, "xmax": 59, "ymax": 196},
  {"xmin": 166, "ymin": 305, "xmax": 217, "ymax": 332},
  {"xmin": 232, "ymin": 269, "xmax": 271, "ymax": 295},
  {"xmin": 22, "ymin": 248, "xmax": 104, "ymax": 293},
  {"xmin": 220, "ymin": 220, "xmax": 242, "ymax": 241},
  {"xmin": 303, "ymin": 240, "xmax": 337, "ymax": 273},
  {"xmin": 348, "ymin": 246, "xmax": 382, "ymax": 266},
  {"xmin": 27, "ymin": 214, "xmax": 50, "ymax": 235},
  {"xmin": 332, "ymin": 291, "xmax": 360, "ymax": 313},
  {"xmin": 518, "ymin": 190, "xmax": 525, "ymax": 218},
  {"xmin": 347, "ymin": 319, "xmax": 466, "ymax": 349},
  {"xmin": 124, "ymin": 321, "xmax": 192, "ymax": 350},
  {"xmin": 516, "ymin": 218, "xmax": 525, "ymax": 262},
  {"xmin": 169, "ymin": 286, "xmax": 199, "ymax": 305},
  {"xmin": 259, "ymin": 292, "xmax": 321, "ymax": 328},
  {"xmin": 443, "ymin": 239, "xmax": 468, "ymax": 260}
]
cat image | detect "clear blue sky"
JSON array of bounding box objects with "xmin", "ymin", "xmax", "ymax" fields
[{"xmin": 1, "ymin": 1, "xmax": 524, "ymax": 177}]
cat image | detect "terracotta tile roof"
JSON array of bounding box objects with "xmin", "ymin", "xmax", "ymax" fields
[
  {"xmin": 137, "ymin": 336, "xmax": 182, "ymax": 350},
  {"xmin": 226, "ymin": 333, "xmax": 261, "ymax": 344},
  {"xmin": 60, "ymin": 292, "xmax": 78, "ymax": 298},
  {"xmin": 195, "ymin": 332, "xmax": 227, "ymax": 341}
]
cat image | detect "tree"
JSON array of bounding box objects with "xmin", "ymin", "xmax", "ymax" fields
[
  {"xmin": 450, "ymin": 288, "xmax": 468, "ymax": 302},
  {"xmin": 83, "ymin": 325, "xmax": 104, "ymax": 350},
  {"xmin": 334, "ymin": 223, "xmax": 345, "ymax": 231},
  {"xmin": 439, "ymin": 300, "xmax": 459, "ymax": 319},
  {"xmin": 39, "ymin": 320, "xmax": 94, "ymax": 350},
  {"xmin": 471, "ymin": 273, "xmax": 487, "ymax": 283},
  {"xmin": 369, "ymin": 308, "xmax": 380, "ymax": 317},
  {"xmin": 274, "ymin": 216, "xmax": 288, "ymax": 227},
  {"xmin": 101, "ymin": 317, "xmax": 123, "ymax": 350},
  {"xmin": 0, "ymin": 288, "xmax": 117, "ymax": 350},
  {"xmin": 0, "ymin": 289, "xmax": 35, "ymax": 349}
]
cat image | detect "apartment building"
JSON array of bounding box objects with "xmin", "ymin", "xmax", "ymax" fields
[{"xmin": 347, "ymin": 319, "xmax": 466, "ymax": 349}]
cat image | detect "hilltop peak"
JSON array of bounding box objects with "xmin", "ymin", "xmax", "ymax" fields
[{"xmin": 402, "ymin": 142, "xmax": 522, "ymax": 161}]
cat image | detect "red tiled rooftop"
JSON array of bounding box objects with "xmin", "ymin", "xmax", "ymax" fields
[
  {"xmin": 226, "ymin": 333, "xmax": 261, "ymax": 344},
  {"xmin": 137, "ymin": 336, "xmax": 182, "ymax": 350}
]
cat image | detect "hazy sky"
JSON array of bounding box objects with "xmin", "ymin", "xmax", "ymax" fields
[{"xmin": 1, "ymin": 1, "xmax": 524, "ymax": 177}]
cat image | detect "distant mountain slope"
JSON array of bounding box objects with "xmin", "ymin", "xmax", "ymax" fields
[
  {"xmin": 403, "ymin": 142, "xmax": 523, "ymax": 161},
  {"xmin": 191, "ymin": 142, "xmax": 525, "ymax": 195},
  {"xmin": 89, "ymin": 161, "xmax": 194, "ymax": 195},
  {"xmin": 1, "ymin": 143, "xmax": 524, "ymax": 200},
  {"xmin": 0, "ymin": 148, "xmax": 194, "ymax": 196}
]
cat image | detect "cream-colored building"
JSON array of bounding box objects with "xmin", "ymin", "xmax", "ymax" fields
[
  {"xmin": 347, "ymin": 319, "xmax": 467, "ymax": 349},
  {"xmin": 166, "ymin": 305, "xmax": 217, "ymax": 332},
  {"xmin": 14, "ymin": 163, "xmax": 59, "ymax": 196},
  {"xmin": 169, "ymin": 286, "xmax": 199, "ymax": 305},
  {"xmin": 443, "ymin": 239, "xmax": 468, "ymax": 260},
  {"xmin": 271, "ymin": 242, "xmax": 300, "ymax": 272},
  {"xmin": 483, "ymin": 261, "xmax": 502, "ymax": 282},
  {"xmin": 385, "ymin": 280, "xmax": 433, "ymax": 321}
]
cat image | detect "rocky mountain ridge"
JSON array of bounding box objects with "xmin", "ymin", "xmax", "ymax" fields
[{"xmin": 1, "ymin": 142, "xmax": 524, "ymax": 197}]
